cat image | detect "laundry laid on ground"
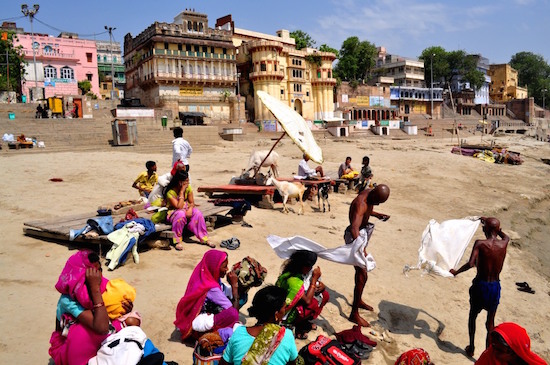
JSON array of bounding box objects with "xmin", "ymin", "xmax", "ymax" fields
[
  {"xmin": 451, "ymin": 146, "xmax": 523, "ymax": 165},
  {"xmin": 403, "ymin": 217, "xmax": 481, "ymax": 277}
]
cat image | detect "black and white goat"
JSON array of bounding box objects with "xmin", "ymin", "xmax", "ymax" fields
[{"xmin": 317, "ymin": 183, "xmax": 331, "ymax": 212}]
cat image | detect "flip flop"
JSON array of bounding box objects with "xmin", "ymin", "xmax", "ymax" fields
[
  {"xmin": 515, "ymin": 282, "xmax": 529, "ymax": 288},
  {"xmin": 517, "ymin": 285, "xmax": 535, "ymax": 294},
  {"xmin": 226, "ymin": 237, "xmax": 240, "ymax": 250}
]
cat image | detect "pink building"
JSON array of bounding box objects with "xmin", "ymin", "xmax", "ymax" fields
[{"xmin": 14, "ymin": 33, "xmax": 100, "ymax": 100}]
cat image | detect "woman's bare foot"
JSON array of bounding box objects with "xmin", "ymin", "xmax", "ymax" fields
[
  {"xmin": 465, "ymin": 345, "xmax": 474, "ymax": 357},
  {"xmin": 358, "ymin": 300, "xmax": 374, "ymax": 311},
  {"xmin": 349, "ymin": 312, "xmax": 371, "ymax": 327}
]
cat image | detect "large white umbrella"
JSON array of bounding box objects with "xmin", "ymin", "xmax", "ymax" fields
[{"xmin": 257, "ymin": 90, "xmax": 324, "ymax": 164}]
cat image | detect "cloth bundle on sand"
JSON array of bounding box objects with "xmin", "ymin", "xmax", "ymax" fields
[
  {"xmin": 403, "ymin": 217, "xmax": 480, "ymax": 277},
  {"xmin": 267, "ymin": 230, "xmax": 375, "ymax": 270}
]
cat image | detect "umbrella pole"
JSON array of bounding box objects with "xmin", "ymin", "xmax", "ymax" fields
[{"xmin": 253, "ymin": 132, "xmax": 286, "ymax": 179}]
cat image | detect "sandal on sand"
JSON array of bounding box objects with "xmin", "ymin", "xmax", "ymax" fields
[
  {"xmin": 296, "ymin": 332, "xmax": 308, "ymax": 340},
  {"xmin": 517, "ymin": 285, "xmax": 535, "ymax": 294},
  {"xmin": 226, "ymin": 237, "xmax": 240, "ymax": 250}
]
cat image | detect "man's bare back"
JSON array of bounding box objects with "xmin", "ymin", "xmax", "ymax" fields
[{"xmin": 473, "ymin": 237, "xmax": 508, "ymax": 282}]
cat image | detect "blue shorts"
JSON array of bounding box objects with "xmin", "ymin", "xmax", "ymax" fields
[{"xmin": 469, "ymin": 279, "xmax": 501, "ymax": 313}]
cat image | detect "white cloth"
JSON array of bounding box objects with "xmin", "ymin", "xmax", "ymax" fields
[
  {"xmin": 147, "ymin": 172, "xmax": 172, "ymax": 204},
  {"xmin": 192, "ymin": 313, "xmax": 214, "ymax": 332},
  {"xmin": 267, "ymin": 228, "xmax": 376, "ymax": 270},
  {"xmin": 297, "ymin": 159, "xmax": 316, "ymax": 178},
  {"xmin": 404, "ymin": 217, "xmax": 480, "ymax": 277},
  {"xmin": 106, "ymin": 222, "xmax": 142, "ymax": 270},
  {"xmin": 172, "ymin": 137, "xmax": 192, "ymax": 165},
  {"xmin": 88, "ymin": 326, "xmax": 147, "ymax": 365}
]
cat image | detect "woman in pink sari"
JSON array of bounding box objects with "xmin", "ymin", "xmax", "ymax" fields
[
  {"xmin": 49, "ymin": 250, "xmax": 129, "ymax": 365},
  {"xmin": 164, "ymin": 170, "xmax": 214, "ymax": 250},
  {"xmin": 174, "ymin": 249, "xmax": 239, "ymax": 341}
]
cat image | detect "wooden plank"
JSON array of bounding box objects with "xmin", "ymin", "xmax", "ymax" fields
[
  {"xmin": 198, "ymin": 185, "xmax": 276, "ymax": 195},
  {"xmin": 23, "ymin": 227, "xmax": 107, "ymax": 246}
]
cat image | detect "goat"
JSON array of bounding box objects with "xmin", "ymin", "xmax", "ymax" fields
[
  {"xmin": 242, "ymin": 150, "xmax": 279, "ymax": 178},
  {"xmin": 317, "ymin": 183, "xmax": 331, "ymax": 212},
  {"xmin": 266, "ymin": 177, "xmax": 306, "ymax": 214}
]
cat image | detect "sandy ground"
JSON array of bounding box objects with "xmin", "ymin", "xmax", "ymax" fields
[{"xmin": 0, "ymin": 135, "xmax": 549, "ymax": 364}]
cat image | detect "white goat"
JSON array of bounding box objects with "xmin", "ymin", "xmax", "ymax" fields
[
  {"xmin": 242, "ymin": 150, "xmax": 279, "ymax": 178},
  {"xmin": 266, "ymin": 177, "xmax": 306, "ymax": 214}
]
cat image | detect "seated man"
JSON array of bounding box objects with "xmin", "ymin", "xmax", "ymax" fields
[
  {"xmin": 132, "ymin": 160, "xmax": 158, "ymax": 198},
  {"xmin": 339, "ymin": 157, "xmax": 360, "ymax": 188},
  {"xmin": 298, "ymin": 153, "xmax": 324, "ymax": 179}
]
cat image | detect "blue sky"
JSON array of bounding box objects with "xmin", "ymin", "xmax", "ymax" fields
[{"xmin": 4, "ymin": 0, "xmax": 549, "ymax": 64}]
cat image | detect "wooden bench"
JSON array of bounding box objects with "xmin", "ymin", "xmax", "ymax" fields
[{"xmin": 23, "ymin": 198, "xmax": 230, "ymax": 251}]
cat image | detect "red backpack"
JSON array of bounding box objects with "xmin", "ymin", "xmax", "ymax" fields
[{"xmin": 299, "ymin": 335, "xmax": 361, "ymax": 365}]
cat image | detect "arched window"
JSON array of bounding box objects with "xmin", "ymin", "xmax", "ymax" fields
[
  {"xmin": 199, "ymin": 23, "xmax": 204, "ymax": 32},
  {"xmin": 44, "ymin": 65, "xmax": 57, "ymax": 79},
  {"xmin": 44, "ymin": 45, "xmax": 53, "ymax": 53},
  {"xmin": 188, "ymin": 21, "xmax": 192, "ymax": 31},
  {"xmin": 60, "ymin": 66, "xmax": 74, "ymax": 80}
]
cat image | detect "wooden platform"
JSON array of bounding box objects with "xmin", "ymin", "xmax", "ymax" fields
[{"xmin": 23, "ymin": 198, "xmax": 231, "ymax": 247}]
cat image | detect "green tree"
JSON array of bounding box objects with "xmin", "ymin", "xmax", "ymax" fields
[
  {"xmin": 510, "ymin": 51, "xmax": 550, "ymax": 106},
  {"xmin": 334, "ymin": 36, "xmax": 377, "ymax": 81},
  {"xmin": 78, "ymin": 80, "xmax": 92, "ymax": 95},
  {"xmin": 290, "ymin": 30, "xmax": 316, "ymax": 50},
  {"xmin": 319, "ymin": 44, "xmax": 338, "ymax": 57},
  {"xmin": 0, "ymin": 31, "xmax": 26, "ymax": 93},
  {"xmin": 420, "ymin": 47, "xmax": 484, "ymax": 91}
]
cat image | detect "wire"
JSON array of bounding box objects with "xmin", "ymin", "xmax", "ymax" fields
[
  {"xmin": 0, "ymin": 15, "xmax": 25, "ymax": 22},
  {"xmin": 33, "ymin": 16, "xmax": 108, "ymax": 38}
]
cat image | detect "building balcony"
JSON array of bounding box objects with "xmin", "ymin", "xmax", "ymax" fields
[
  {"xmin": 249, "ymin": 70, "xmax": 285, "ymax": 80},
  {"xmin": 311, "ymin": 77, "xmax": 337, "ymax": 85},
  {"xmin": 23, "ymin": 49, "xmax": 77, "ymax": 60},
  {"xmin": 153, "ymin": 49, "xmax": 235, "ymax": 60},
  {"xmin": 142, "ymin": 72, "xmax": 237, "ymax": 86}
]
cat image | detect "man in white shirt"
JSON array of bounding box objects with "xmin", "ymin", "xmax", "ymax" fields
[
  {"xmin": 297, "ymin": 153, "xmax": 324, "ymax": 179},
  {"xmin": 172, "ymin": 127, "xmax": 192, "ymax": 171}
]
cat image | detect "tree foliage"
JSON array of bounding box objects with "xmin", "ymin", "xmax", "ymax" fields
[
  {"xmin": 334, "ymin": 36, "xmax": 377, "ymax": 81},
  {"xmin": 78, "ymin": 80, "xmax": 92, "ymax": 95},
  {"xmin": 290, "ymin": 30, "xmax": 316, "ymax": 50},
  {"xmin": 420, "ymin": 47, "xmax": 484, "ymax": 91},
  {"xmin": 319, "ymin": 44, "xmax": 338, "ymax": 57},
  {"xmin": 0, "ymin": 31, "xmax": 26, "ymax": 93},
  {"xmin": 510, "ymin": 51, "xmax": 550, "ymax": 107}
]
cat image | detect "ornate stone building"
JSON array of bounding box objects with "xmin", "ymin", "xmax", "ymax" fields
[
  {"xmin": 123, "ymin": 10, "xmax": 239, "ymax": 122},
  {"xmin": 488, "ymin": 64, "xmax": 528, "ymax": 102},
  {"xmin": 217, "ymin": 16, "xmax": 336, "ymax": 122}
]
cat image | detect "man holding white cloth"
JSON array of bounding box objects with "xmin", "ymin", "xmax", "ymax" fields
[{"xmin": 346, "ymin": 184, "xmax": 390, "ymax": 327}]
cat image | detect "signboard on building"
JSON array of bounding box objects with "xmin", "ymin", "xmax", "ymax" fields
[
  {"xmin": 341, "ymin": 94, "xmax": 348, "ymax": 103},
  {"xmin": 356, "ymin": 96, "xmax": 369, "ymax": 106},
  {"xmin": 179, "ymin": 87, "xmax": 203, "ymax": 96}
]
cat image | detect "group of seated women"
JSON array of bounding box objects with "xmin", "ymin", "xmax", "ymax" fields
[
  {"xmin": 49, "ymin": 250, "xmax": 172, "ymax": 365},
  {"xmin": 173, "ymin": 249, "xmax": 330, "ymax": 364},
  {"xmin": 148, "ymin": 162, "xmax": 214, "ymax": 250}
]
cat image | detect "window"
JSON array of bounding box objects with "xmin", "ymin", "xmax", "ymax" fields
[
  {"xmin": 164, "ymin": 42, "xmax": 169, "ymax": 50},
  {"xmin": 188, "ymin": 21, "xmax": 192, "ymax": 31},
  {"xmin": 194, "ymin": 45, "xmax": 199, "ymax": 52},
  {"xmin": 178, "ymin": 44, "xmax": 182, "ymax": 51},
  {"xmin": 44, "ymin": 45, "xmax": 53, "ymax": 53},
  {"xmin": 60, "ymin": 66, "xmax": 74, "ymax": 80},
  {"xmin": 202, "ymin": 46, "xmax": 207, "ymax": 53},
  {"xmin": 103, "ymin": 84, "xmax": 108, "ymax": 90},
  {"xmin": 260, "ymin": 63, "xmax": 266, "ymax": 72},
  {"xmin": 186, "ymin": 44, "xmax": 191, "ymax": 52},
  {"xmin": 223, "ymin": 48, "xmax": 227, "ymax": 55},
  {"xmin": 103, "ymin": 56, "xmax": 107, "ymax": 62},
  {"xmin": 86, "ymin": 53, "xmax": 92, "ymax": 62},
  {"xmin": 281, "ymin": 89, "xmax": 284, "ymax": 95},
  {"xmin": 317, "ymin": 70, "xmax": 321, "ymax": 78},
  {"xmin": 274, "ymin": 64, "xmax": 277, "ymax": 71},
  {"xmin": 97, "ymin": 55, "xmax": 101, "ymax": 61},
  {"xmin": 86, "ymin": 73, "xmax": 92, "ymax": 81},
  {"xmin": 113, "ymin": 56, "xmax": 117, "ymax": 63},
  {"xmin": 293, "ymin": 84, "xmax": 302, "ymax": 92},
  {"xmin": 44, "ymin": 65, "xmax": 56, "ymax": 79}
]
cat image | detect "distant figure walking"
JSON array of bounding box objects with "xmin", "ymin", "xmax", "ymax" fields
[
  {"xmin": 450, "ymin": 217, "xmax": 510, "ymax": 357},
  {"xmin": 172, "ymin": 127, "xmax": 193, "ymax": 172}
]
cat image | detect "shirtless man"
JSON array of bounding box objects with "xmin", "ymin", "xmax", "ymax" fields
[
  {"xmin": 450, "ymin": 217, "xmax": 510, "ymax": 357},
  {"xmin": 345, "ymin": 184, "xmax": 390, "ymax": 326}
]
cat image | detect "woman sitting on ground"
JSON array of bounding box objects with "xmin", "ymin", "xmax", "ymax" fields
[
  {"xmin": 221, "ymin": 285, "xmax": 298, "ymax": 365},
  {"xmin": 49, "ymin": 250, "xmax": 132, "ymax": 365},
  {"xmin": 163, "ymin": 170, "xmax": 214, "ymax": 250},
  {"xmin": 174, "ymin": 249, "xmax": 239, "ymax": 342},
  {"xmin": 275, "ymin": 250, "xmax": 330, "ymax": 339},
  {"xmin": 475, "ymin": 322, "xmax": 546, "ymax": 365}
]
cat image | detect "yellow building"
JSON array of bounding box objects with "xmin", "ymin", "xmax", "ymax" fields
[
  {"xmin": 488, "ymin": 64, "xmax": 528, "ymax": 102},
  {"xmin": 217, "ymin": 16, "xmax": 336, "ymax": 122}
]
